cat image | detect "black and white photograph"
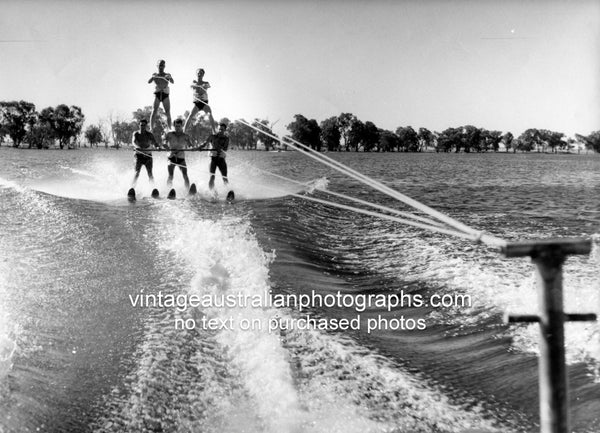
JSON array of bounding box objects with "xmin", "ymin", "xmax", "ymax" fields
[{"xmin": 0, "ymin": 1, "xmax": 599, "ymax": 432}]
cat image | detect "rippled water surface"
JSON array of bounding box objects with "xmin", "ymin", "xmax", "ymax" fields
[{"xmin": 0, "ymin": 148, "xmax": 599, "ymax": 433}]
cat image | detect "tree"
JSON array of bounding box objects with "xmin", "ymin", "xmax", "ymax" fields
[
  {"xmin": 128, "ymin": 106, "xmax": 169, "ymax": 140},
  {"xmin": 481, "ymin": 129, "xmax": 502, "ymax": 152},
  {"xmin": 307, "ymin": 118, "xmax": 321, "ymax": 151},
  {"xmin": 502, "ymin": 132, "xmax": 514, "ymax": 152},
  {"xmin": 229, "ymin": 120, "xmax": 255, "ymax": 149},
  {"xmin": 461, "ymin": 125, "xmax": 481, "ymax": 153},
  {"xmin": 105, "ymin": 111, "xmax": 134, "ymax": 149},
  {"xmin": 132, "ymin": 106, "xmax": 154, "ymax": 123},
  {"xmin": 396, "ymin": 126, "xmax": 418, "ymax": 152},
  {"xmin": 566, "ymin": 137, "xmax": 577, "ymax": 153},
  {"xmin": 0, "ymin": 122, "xmax": 6, "ymax": 146},
  {"xmin": 84, "ymin": 125, "xmax": 104, "ymax": 147},
  {"xmin": 518, "ymin": 128, "xmax": 544, "ymax": 152},
  {"xmin": 186, "ymin": 114, "xmax": 212, "ymax": 145},
  {"xmin": 27, "ymin": 114, "xmax": 55, "ymax": 149},
  {"xmin": 96, "ymin": 118, "xmax": 112, "ymax": 148},
  {"xmin": 417, "ymin": 127, "xmax": 434, "ymax": 151},
  {"xmin": 51, "ymin": 104, "xmax": 85, "ymax": 149},
  {"xmin": 344, "ymin": 118, "xmax": 363, "ymax": 151},
  {"xmin": 111, "ymin": 120, "xmax": 136, "ymax": 149},
  {"xmin": 0, "ymin": 100, "xmax": 37, "ymax": 147},
  {"xmin": 361, "ymin": 121, "xmax": 380, "ymax": 152},
  {"xmin": 587, "ymin": 131, "xmax": 600, "ymax": 152},
  {"xmin": 287, "ymin": 114, "xmax": 321, "ymax": 151},
  {"xmin": 320, "ymin": 116, "xmax": 341, "ymax": 151},
  {"xmin": 379, "ymin": 130, "xmax": 400, "ymax": 152},
  {"xmin": 436, "ymin": 127, "xmax": 463, "ymax": 152},
  {"xmin": 540, "ymin": 130, "xmax": 566, "ymax": 153},
  {"xmin": 31, "ymin": 107, "xmax": 57, "ymax": 149},
  {"xmin": 253, "ymin": 119, "xmax": 278, "ymax": 151},
  {"xmin": 575, "ymin": 132, "xmax": 600, "ymax": 153},
  {"xmin": 337, "ymin": 112, "xmax": 356, "ymax": 151},
  {"xmin": 513, "ymin": 138, "xmax": 524, "ymax": 152}
]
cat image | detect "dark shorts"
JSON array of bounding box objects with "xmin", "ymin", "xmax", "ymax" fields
[
  {"xmin": 209, "ymin": 156, "xmax": 227, "ymax": 177},
  {"xmin": 135, "ymin": 153, "xmax": 153, "ymax": 171},
  {"xmin": 168, "ymin": 156, "xmax": 186, "ymax": 167},
  {"xmin": 154, "ymin": 91, "xmax": 170, "ymax": 102},
  {"xmin": 194, "ymin": 100, "xmax": 209, "ymax": 111}
]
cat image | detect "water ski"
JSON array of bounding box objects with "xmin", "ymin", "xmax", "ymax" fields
[
  {"xmin": 167, "ymin": 188, "xmax": 176, "ymax": 200},
  {"xmin": 188, "ymin": 183, "xmax": 197, "ymax": 195},
  {"xmin": 151, "ymin": 188, "xmax": 160, "ymax": 198},
  {"xmin": 127, "ymin": 188, "xmax": 136, "ymax": 202},
  {"xmin": 226, "ymin": 190, "xmax": 235, "ymax": 203}
]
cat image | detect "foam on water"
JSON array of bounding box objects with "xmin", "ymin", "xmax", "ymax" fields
[
  {"xmin": 4, "ymin": 150, "xmax": 598, "ymax": 430},
  {"xmin": 159, "ymin": 206, "xmax": 304, "ymax": 432},
  {"xmin": 0, "ymin": 181, "xmax": 51, "ymax": 386},
  {"xmin": 282, "ymin": 328, "xmax": 512, "ymax": 433},
  {"xmin": 218, "ymin": 161, "xmax": 326, "ymax": 201},
  {"xmin": 23, "ymin": 156, "xmax": 316, "ymax": 203},
  {"xmin": 140, "ymin": 203, "xmax": 516, "ymax": 432},
  {"xmin": 0, "ymin": 176, "xmax": 27, "ymax": 193},
  {"xmin": 0, "ymin": 259, "xmax": 17, "ymax": 384},
  {"xmin": 354, "ymin": 224, "xmax": 600, "ymax": 377},
  {"xmin": 29, "ymin": 158, "xmax": 149, "ymax": 201}
]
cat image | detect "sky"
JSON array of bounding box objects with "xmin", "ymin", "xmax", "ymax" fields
[{"xmin": 1, "ymin": 0, "xmax": 599, "ymax": 138}]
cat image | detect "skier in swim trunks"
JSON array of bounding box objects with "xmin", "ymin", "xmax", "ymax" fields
[
  {"xmin": 200, "ymin": 122, "xmax": 229, "ymax": 190},
  {"xmin": 148, "ymin": 59, "xmax": 174, "ymax": 130},
  {"xmin": 183, "ymin": 68, "xmax": 216, "ymax": 134},
  {"xmin": 164, "ymin": 118, "xmax": 194, "ymax": 189},
  {"xmin": 131, "ymin": 118, "xmax": 160, "ymax": 187}
]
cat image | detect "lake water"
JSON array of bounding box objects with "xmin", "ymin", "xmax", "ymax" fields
[{"xmin": 0, "ymin": 148, "xmax": 599, "ymax": 432}]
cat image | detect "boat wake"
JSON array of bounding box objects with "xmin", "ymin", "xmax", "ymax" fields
[
  {"xmin": 92, "ymin": 203, "xmax": 514, "ymax": 433},
  {"xmin": 21, "ymin": 157, "xmax": 321, "ymax": 203}
]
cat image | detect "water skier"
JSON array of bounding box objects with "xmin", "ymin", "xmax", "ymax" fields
[
  {"xmin": 184, "ymin": 68, "xmax": 215, "ymax": 133},
  {"xmin": 164, "ymin": 118, "xmax": 194, "ymax": 189},
  {"xmin": 201, "ymin": 122, "xmax": 229, "ymax": 190},
  {"xmin": 148, "ymin": 59, "xmax": 174, "ymax": 130},
  {"xmin": 131, "ymin": 118, "xmax": 160, "ymax": 187}
]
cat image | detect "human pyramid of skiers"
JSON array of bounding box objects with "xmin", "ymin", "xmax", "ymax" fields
[{"xmin": 132, "ymin": 59, "xmax": 229, "ymax": 192}]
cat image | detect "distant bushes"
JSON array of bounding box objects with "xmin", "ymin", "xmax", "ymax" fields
[
  {"xmin": 2, "ymin": 100, "xmax": 599, "ymax": 153},
  {"xmin": 280, "ymin": 113, "xmax": 600, "ymax": 153},
  {"xmin": 0, "ymin": 100, "xmax": 84, "ymax": 149}
]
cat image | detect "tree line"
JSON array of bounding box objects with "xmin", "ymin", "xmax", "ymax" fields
[
  {"xmin": 0, "ymin": 101, "xmax": 85, "ymax": 149},
  {"xmin": 99, "ymin": 107, "xmax": 277, "ymax": 150},
  {"xmin": 279, "ymin": 113, "xmax": 600, "ymax": 154},
  {"xmin": 2, "ymin": 100, "xmax": 599, "ymax": 153},
  {"xmin": 0, "ymin": 100, "xmax": 271, "ymax": 150}
]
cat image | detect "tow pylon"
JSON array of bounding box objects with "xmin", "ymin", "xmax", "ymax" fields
[{"xmin": 502, "ymin": 238, "xmax": 597, "ymax": 433}]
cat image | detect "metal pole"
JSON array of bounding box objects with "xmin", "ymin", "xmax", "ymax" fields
[
  {"xmin": 503, "ymin": 238, "xmax": 596, "ymax": 433},
  {"xmin": 532, "ymin": 247, "xmax": 568, "ymax": 433}
]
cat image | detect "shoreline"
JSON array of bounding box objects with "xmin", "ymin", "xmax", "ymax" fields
[{"xmin": 0, "ymin": 145, "xmax": 595, "ymax": 156}]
